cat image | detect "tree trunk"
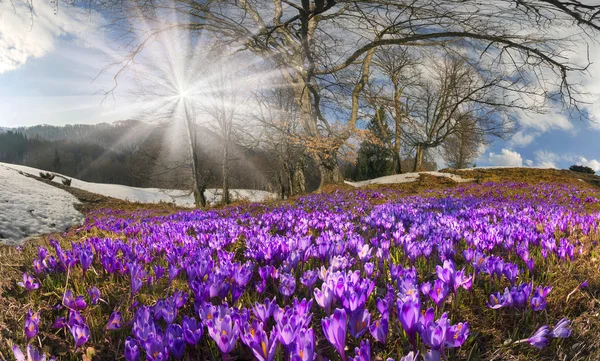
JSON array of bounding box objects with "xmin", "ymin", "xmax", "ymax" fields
[
  {"xmin": 413, "ymin": 144, "xmax": 423, "ymax": 172},
  {"xmin": 184, "ymin": 103, "xmax": 206, "ymax": 208},
  {"xmin": 393, "ymin": 152, "xmax": 402, "ymax": 174},
  {"xmin": 292, "ymin": 157, "xmax": 306, "ymax": 194},
  {"xmin": 318, "ymin": 153, "xmax": 344, "ymax": 188},
  {"xmin": 222, "ymin": 142, "xmax": 230, "ymax": 205}
]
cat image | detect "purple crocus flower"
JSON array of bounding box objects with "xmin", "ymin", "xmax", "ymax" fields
[
  {"xmin": 348, "ymin": 308, "xmax": 370, "ymax": 339},
  {"xmin": 78, "ymin": 245, "xmax": 93, "ymax": 276},
  {"xmin": 291, "ymin": 328, "xmax": 314, "ymax": 361},
  {"xmin": 368, "ymin": 317, "xmax": 388, "ymax": 343},
  {"xmin": 64, "ymin": 289, "xmax": 87, "ymax": 310},
  {"xmin": 68, "ymin": 310, "xmax": 86, "ymax": 327},
  {"xmin": 279, "ymin": 272, "xmax": 297, "ymax": 297},
  {"xmin": 516, "ymin": 325, "xmax": 549, "ymax": 349},
  {"xmin": 314, "ymin": 283, "xmax": 334, "ymax": 314},
  {"xmin": 252, "ymin": 297, "xmax": 277, "ymax": 324},
  {"xmin": 182, "ymin": 316, "xmax": 203, "ymax": 345},
  {"xmin": 18, "ymin": 272, "xmax": 39, "ymax": 292},
  {"xmin": 397, "ymin": 299, "xmax": 420, "ymax": 347},
  {"xmin": 173, "ymin": 290, "xmax": 188, "ymax": 308},
  {"xmin": 88, "ymin": 287, "xmax": 101, "ymax": 305},
  {"xmin": 548, "ymin": 318, "xmax": 571, "ymax": 338},
  {"xmin": 207, "ymin": 313, "xmax": 240, "ymax": 354},
  {"xmin": 421, "ymin": 313, "xmax": 450, "ymax": 351},
  {"xmin": 166, "ymin": 324, "xmax": 186, "ymax": 359},
  {"xmin": 349, "ymin": 339, "xmax": 370, "ymax": 361},
  {"xmin": 429, "ymin": 280, "xmax": 449, "ymax": 309},
  {"xmin": 124, "ymin": 337, "xmax": 140, "ymax": 361},
  {"xmin": 322, "ymin": 308, "xmax": 347, "ymax": 361},
  {"xmin": 25, "ymin": 315, "xmax": 39, "ymax": 340},
  {"xmin": 144, "ymin": 338, "xmax": 169, "ymax": 361},
  {"xmin": 106, "ymin": 311, "xmax": 122, "ymax": 330},
  {"xmin": 69, "ymin": 323, "xmax": 90, "ymax": 348},
  {"xmin": 52, "ymin": 316, "xmax": 67, "ymax": 329},
  {"xmin": 446, "ymin": 322, "xmax": 469, "ymax": 348},
  {"xmin": 400, "ymin": 351, "xmax": 419, "ymax": 361},
  {"xmin": 241, "ymin": 319, "xmax": 278, "ymax": 361},
  {"xmin": 300, "ymin": 270, "xmax": 318, "ymax": 289},
  {"xmin": 12, "ymin": 344, "xmax": 46, "ymax": 361}
]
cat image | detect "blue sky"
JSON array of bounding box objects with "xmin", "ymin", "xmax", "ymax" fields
[{"xmin": 1, "ymin": 1, "xmax": 600, "ymax": 173}]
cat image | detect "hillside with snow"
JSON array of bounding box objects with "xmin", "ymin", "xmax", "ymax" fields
[
  {"xmin": 1, "ymin": 163, "xmax": 276, "ymax": 208},
  {"xmin": 0, "ymin": 164, "xmax": 83, "ymax": 244}
]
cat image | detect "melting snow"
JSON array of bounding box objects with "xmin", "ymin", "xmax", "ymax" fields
[
  {"xmin": 0, "ymin": 164, "xmax": 83, "ymax": 245},
  {"xmin": 1, "ymin": 163, "xmax": 276, "ymax": 208},
  {"xmin": 345, "ymin": 171, "xmax": 474, "ymax": 187}
]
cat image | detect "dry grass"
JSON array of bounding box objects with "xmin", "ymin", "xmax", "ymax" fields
[{"xmin": 1, "ymin": 168, "xmax": 600, "ymax": 360}]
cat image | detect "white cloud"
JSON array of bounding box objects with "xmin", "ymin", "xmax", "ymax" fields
[
  {"xmin": 0, "ymin": 1, "xmax": 101, "ymax": 73},
  {"xmin": 531, "ymin": 151, "xmax": 600, "ymax": 172},
  {"xmin": 510, "ymin": 130, "xmax": 538, "ymax": 147},
  {"xmin": 533, "ymin": 150, "xmax": 560, "ymax": 169},
  {"xmin": 577, "ymin": 157, "xmax": 600, "ymax": 172},
  {"xmin": 488, "ymin": 149, "xmax": 523, "ymax": 167},
  {"xmin": 524, "ymin": 159, "xmax": 533, "ymax": 166}
]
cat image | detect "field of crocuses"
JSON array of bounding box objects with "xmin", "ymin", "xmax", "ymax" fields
[{"xmin": 3, "ymin": 180, "xmax": 600, "ymax": 361}]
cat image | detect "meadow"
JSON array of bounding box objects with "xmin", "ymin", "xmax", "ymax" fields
[{"xmin": 2, "ymin": 175, "xmax": 600, "ymax": 361}]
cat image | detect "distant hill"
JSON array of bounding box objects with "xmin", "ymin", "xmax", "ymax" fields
[{"xmin": 0, "ymin": 120, "xmax": 283, "ymax": 192}]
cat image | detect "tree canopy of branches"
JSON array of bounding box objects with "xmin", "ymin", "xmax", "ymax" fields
[{"xmin": 40, "ymin": 0, "xmax": 600, "ymax": 185}]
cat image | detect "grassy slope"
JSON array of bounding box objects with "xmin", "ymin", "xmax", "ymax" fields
[{"xmin": 1, "ymin": 168, "xmax": 600, "ymax": 361}]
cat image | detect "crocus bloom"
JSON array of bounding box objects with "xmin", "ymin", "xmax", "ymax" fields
[
  {"xmin": 429, "ymin": 280, "xmax": 449, "ymax": 309},
  {"xmin": 548, "ymin": 318, "xmax": 571, "ymax": 338},
  {"xmin": 241, "ymin": 319, "xmax": 278, "ymax": 361},
  {"xmin": 106, "ymin": 311, "xmax": 122, "ymax": 330},
  {"xmin": 88, "ymin": 287, "xmax": 100, "ymax": 305},
  {"xmin": 166, "ymin": 324, "xmax": 186, "ymax": 359},
  {"xmin": 421, "ymin": 313, "xmax": 450, "ymax": 351},
  {"xmin": 252, "ymin": 297, "xmax": 277, "ymax": 324},
  {"xmin": 207, "ymin": 313, "xmax": 240, "ymax": 354},
  {"xmin": 368, "ymin": 317, "xmax": 388, "ymax": 343},
  {"xmin": 400, "ymin": 351, "xmax": 419, "ymax": 361},
  {"xmin": 64, "ymin": 289, "xmax": 87, "ymax": 310},
  {"xmin": 446, "ymin": 322, "xmax": 469, "ymax": 348},
  {"xmin": 292, "ymin": 328, "xmax": 314, "ymax": 361},
  {"xmin": 124, "ymin": 337, "xmax": 140, "ymax": 361},
  {"xmin": 182, "ymin": 316, "xmax": 203, "ymax": 345},
  {"xmin": 314, "ymin": 283, "xmax": 334, "ymax": 314},
  {"xmin": 52, "ymin": 317, "xmax": 66, "ymax": 329},
  {"xmin": 322, "ymin": 308, "xmax": 347, "ymax": 361},
  {"xmin": 144, "ymin": 338, "xmax": 169, "ymax": 361},
  {"xmin": 18, "ymin": 273, "xmax": 39, "ymax": 292},
  {"xmin": 25, "ymin": 316, "xmax": 38, "ymax": 340},
  {"xmin": 516, "ymin": 325, "xmax": 549, "ymax": 349},
  {"xmin": 398, "ymin": 299, "xmax": 420, "ymax": 346},
  {"xmin": 70, "ymin": 323, "xmax": 90, "ymax": 348},
  {"xmin": 12, "ymin": 344, "xmax": 46, "ymax": 361},
  {"xmin": 348, "ymin": 308, "xmax": 370, "ymax": 339},
  {"xmin": 349, "ymin": 339, "xmax": 370, "ymax": 361}
]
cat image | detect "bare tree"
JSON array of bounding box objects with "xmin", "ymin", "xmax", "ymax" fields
[
  {"xmin": 254, "ymin": 86, "xmax": 307, "ymax": 198},
  {"xmin": 38, "ymin": 0, "xmax": 600, "ymax": 185},
  {"xmin": 198, "ymin": 51, "xmax": 246, "ymax": 205},
  {"xmin": 404, "ymin": 56, "xmax": 515, "ymax": 171},
  {"xmin": 441, "ymin": 115, "xmax": 486, "ymax": 169},
  {"xmin": 365, "ymin": 46, "xmax": 420, "ymax": 174}
]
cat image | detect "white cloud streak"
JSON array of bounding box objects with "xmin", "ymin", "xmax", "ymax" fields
[{"xmin": 0, "ymin": 1, "xmax": 101, "ymax": 73}]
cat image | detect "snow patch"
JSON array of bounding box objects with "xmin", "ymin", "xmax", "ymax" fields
[
  {"xmin": 1, "ymin": 163, "xmax": 276, "ymax": 207},
  {"xmin": 0, "ymin": 165, "xmax": 83, "ymax": 245},
  {"xmin": 346, "ymin": 171, "xmax": 474, "ymax": 187}
]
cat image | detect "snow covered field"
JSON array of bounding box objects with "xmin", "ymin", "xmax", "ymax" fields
[
  {"xmin": 0, "ymin": 164, "xmax": 83, "ymax": 245},
  {"xmin": 345, "ymin": 171, "xmax": 474, "ymax": 187},
  {"xmin": 1, "ymin": 163, "xmax": 276, "ymax": 208}
]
